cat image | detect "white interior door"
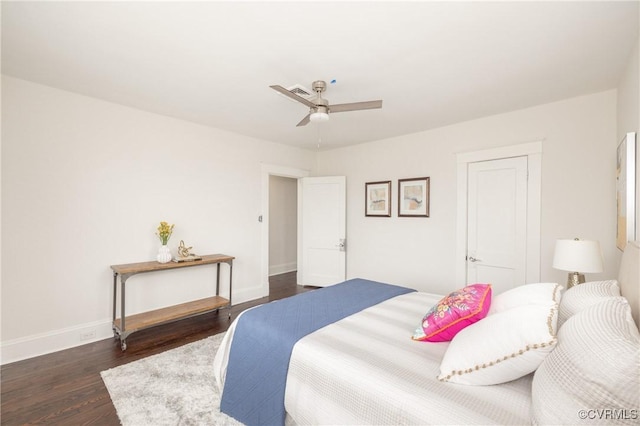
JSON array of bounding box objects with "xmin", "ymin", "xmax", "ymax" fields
[
  {"xmin": 298, "ymin": 176, "xmax": 346, "ymax": 287},
  {"xmin": 467, "ymin": 157, "xmax": 527, "ymax": 293}
]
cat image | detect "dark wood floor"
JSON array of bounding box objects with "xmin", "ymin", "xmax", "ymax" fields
[{"xmin": 1, "ymin": 272, "xmax": 311, "ymax": 425}]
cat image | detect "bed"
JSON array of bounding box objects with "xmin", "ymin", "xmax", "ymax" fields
[{"xmin": 214, "ymin": 241, "xmax": 640, "ymax": 425}]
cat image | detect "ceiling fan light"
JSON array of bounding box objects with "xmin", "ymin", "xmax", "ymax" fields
[{"xmin": 309, "ymin": 111, "xmax": 329, "ymax": 123}]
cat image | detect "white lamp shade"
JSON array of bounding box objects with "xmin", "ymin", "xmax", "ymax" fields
[
  {"xmin": 552, "ymin": 239, "xmax": 604, "ymax": 273},
  {"xmin": 309, "ymin": 111, "xmax": 329, "ymax": 123}
]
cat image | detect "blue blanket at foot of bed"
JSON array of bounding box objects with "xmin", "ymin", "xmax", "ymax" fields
[{"xmin": 220, "ymin": 278, "xmax": 415, "ymax": 426}]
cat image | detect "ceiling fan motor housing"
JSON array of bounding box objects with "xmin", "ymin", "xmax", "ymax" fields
[{"xmin": 312, "ymin": 80, "xmax": 327, "ymax": 93}]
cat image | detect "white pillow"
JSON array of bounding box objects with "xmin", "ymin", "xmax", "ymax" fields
[
  {"xmin": 558, "ymin": 280, "xmax": 620, "ymax": 326},
  {"xmin": 531, "ymin": 297, "xmax": 640, "ymax": 425},
  {"xmin": 489, "ymin": 282, "xmax": 562, "ymax": 314},
  {"xmin": 438, "ymin": 300, "xmax": 559, "ymax": 385}
]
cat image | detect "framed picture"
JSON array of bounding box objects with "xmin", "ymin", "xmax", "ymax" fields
[
  {"xmin": 398, "ymin": 177, "xmax": 430, "ymax": 217},
  {"xmin": 616, "ymin": 132, "xmax": 637, "ymax": 251},
  {"xmin": 365, "ymin": 181, "xmax": 391, "ymax": 217}
]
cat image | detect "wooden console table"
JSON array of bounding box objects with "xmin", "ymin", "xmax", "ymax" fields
[{"xmin": 110, "ymin": 254, "xmax": 234, "ymax": 351}]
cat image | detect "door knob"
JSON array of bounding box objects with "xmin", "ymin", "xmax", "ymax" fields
[{"xmin": 468, "ymin": 256, "xmax": 481, "ymax": 262}]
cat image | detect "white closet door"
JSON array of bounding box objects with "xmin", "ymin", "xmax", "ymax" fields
[{"xmin": 467, "ymin": 156, "xmax": 528, "ymax": 294}]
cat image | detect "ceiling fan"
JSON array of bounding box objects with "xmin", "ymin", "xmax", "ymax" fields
[{"xmin": 270, "ymin": 80, "xmax": 382, "ymax": 127}]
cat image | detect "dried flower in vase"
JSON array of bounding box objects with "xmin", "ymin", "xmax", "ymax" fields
[{"xmin": 156, "ymin": 221, "xmax": 174, "ymax": 246}]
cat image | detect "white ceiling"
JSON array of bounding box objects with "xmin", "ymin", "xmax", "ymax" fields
[{"xmin": 2, "ymin": 1, "xmax": 638, "ymax": 150}]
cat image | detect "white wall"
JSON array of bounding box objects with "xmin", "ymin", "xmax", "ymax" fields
[
  {"xmin": 2, "ymin": 71, "xmax": 633, "ymax": 364},
  {"xmin": 1, "ymin": 76, "xmax": 316, "ymax": 363},
  {"xmin": 317, "ymin": 91, "xmax": 618, "ymax": 296},
  {"xmin": 268, "ymin": 176, "xmax": 297, "ymax": 275}
]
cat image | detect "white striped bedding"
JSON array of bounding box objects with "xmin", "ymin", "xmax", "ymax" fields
[
  {"xmin": 284, "ymin": 292, "xmax": 532, "ymax": 425},
  {"xmin": 215, "ymin": 292, "xmax": 533, "ymax": 425}
]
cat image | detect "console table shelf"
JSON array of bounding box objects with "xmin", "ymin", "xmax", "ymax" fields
[
  {"xmin": 111, "ymin": 254, "xmax": 234, "ymax": 351},
  {"xmin": 112, "ymin": 295, "xmax": 229, "ymax": 333}
]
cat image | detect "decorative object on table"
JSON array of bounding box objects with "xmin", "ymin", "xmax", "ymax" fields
[
  {"xmin": 177, "ymin": 240, "xmax": 192, "ymax": 257},
  {"xmin": 552, "ymin": 238, "xmax": 603, "ymax": 288},
  {"xmin": 156, "ymin": 221, "xmax": 174, "ymax": 264},
  {"xmin": 616, "ymin": 132, "xmax": 636, "ymax": 251},
  {"xmin": 398, "ymin": 177, "xmax": 430, "ymax": 217},
  {"xmin": 156, "ymin": 245, "xmax": 172, "ymax": 264},
  {"xmin": 365, "ymin": 181, "xmax": 391, "ymax": 217},
  {"xmin": 174, "ymin": 240, "xmax": 203, "ymax": 262}
]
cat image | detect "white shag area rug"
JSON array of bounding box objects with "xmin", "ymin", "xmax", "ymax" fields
[{"xmin": 101, "ymin": 333, "xmax": 242, "ymax": 426}]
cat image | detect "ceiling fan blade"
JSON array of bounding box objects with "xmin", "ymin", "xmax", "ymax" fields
[
  {"xmin": 296, "ymin": 114, "xmax": 310, "ymax": 127},
  {"xmin": 270, "ymin": 85, "xmax": 317, "ymax": 108},
  {"xmin": 329, "ymin": 100, "xmax": 383, "ymax": 113}
]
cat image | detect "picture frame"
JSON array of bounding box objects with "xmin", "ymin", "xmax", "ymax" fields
[
  {"xmin": 365, "ymin": 181, "xmax": 391, "ymax": 217},
  {"xmin": 616, "ymin": 132, "xmax": 637, "ymax": 251},
  {"xmin": 398, "ymin": 177, "xmax": 430, "ymax": 217}
]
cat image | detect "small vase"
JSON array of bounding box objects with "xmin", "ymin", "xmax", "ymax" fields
[{"xmin": 157, "ymin": 245, "xmax": 172, "ymax": 263}]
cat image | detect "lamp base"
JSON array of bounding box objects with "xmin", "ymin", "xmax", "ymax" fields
[{"xmin": 566, "ymin": 272, "xmax": 585, "ymax": 289}]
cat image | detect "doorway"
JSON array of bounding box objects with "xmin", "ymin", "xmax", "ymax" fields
[
  {"xmin": 260, "ymin": 164, "xmax": 309, "ymax": 298},
  {"xmin": 268, "ymin": 175, "xmax": 298, "ymax": 277}
]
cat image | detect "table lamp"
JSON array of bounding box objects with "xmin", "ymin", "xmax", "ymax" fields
[{"xmin": 552, "ymin": 238, "xmax": 604, "ymax": 288}]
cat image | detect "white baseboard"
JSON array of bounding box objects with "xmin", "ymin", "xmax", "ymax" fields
[
  {"xmin": 1, "ymin": 319, "xmax": 114, "ymax": 365},
  {"xmin": 1, "ymin": 290, "xmax": 271, "ymax": 365},
  {"xmin": 232, "ymin": 285, "xmax": 268, "ymax": 305},
  {"xmin": 269, "ymin": 262, "xmax": 297, "ymax": 276}
]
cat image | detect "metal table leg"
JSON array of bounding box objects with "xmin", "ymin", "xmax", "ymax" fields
[
  {"xmin": 119, "ymin": 275, "xmax": 129, "ymax": 351},
  {"xmin": 112, "ymin": 272, "xmax": 118, "ymax": 338},
  {"xmin": 228, "ymin": 260, "xmax": 233, "ymax": 319}
]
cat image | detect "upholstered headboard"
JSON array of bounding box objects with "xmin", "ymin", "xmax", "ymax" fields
[{"xmin": 618, "ymin": 240, "xmax": 640, "ymax": 327}]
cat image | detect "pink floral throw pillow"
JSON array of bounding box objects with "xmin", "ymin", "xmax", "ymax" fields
[{"xmin": 412, "ymin": 284, "xmax": 492, "ymax": 342}]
